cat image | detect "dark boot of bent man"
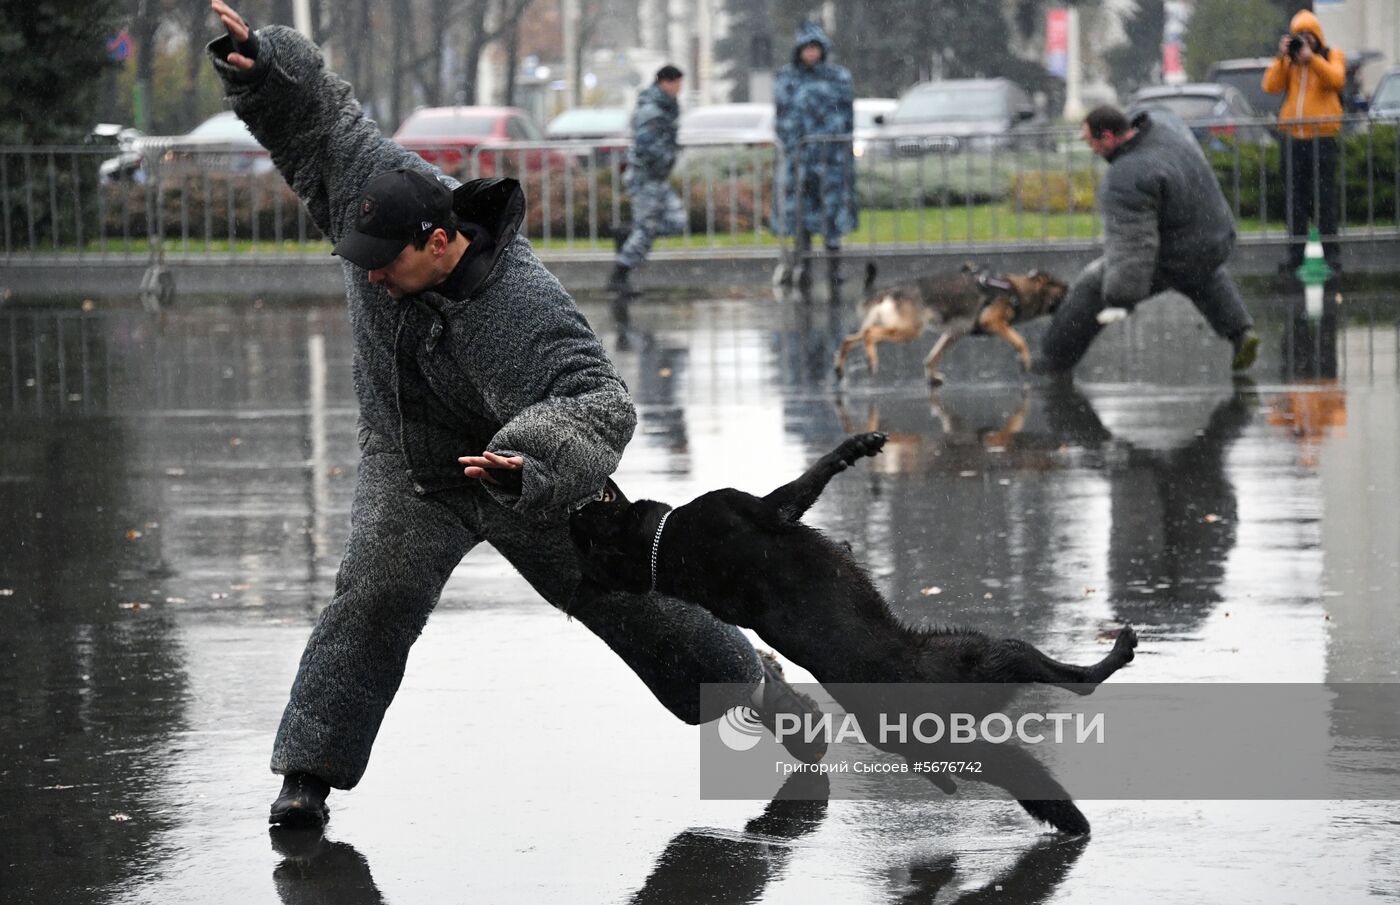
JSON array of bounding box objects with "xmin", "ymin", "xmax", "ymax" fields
[
  {"xmin": 1231, "ymin": 328, "xmax": 1260, "ymax": 371},
  {"xmin": 270, "ymin": 772, "xmax": 331, "ymax": 827}
]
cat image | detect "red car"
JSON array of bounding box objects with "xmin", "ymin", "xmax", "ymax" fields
[{"xmin": 393, "ymin": 106, "xmax": 567, "ymax": 177}]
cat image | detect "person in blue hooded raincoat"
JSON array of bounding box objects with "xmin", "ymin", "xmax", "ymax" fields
[{"xmin": 772, "ymin": 20, "xmax": 857, "ymax": 285}]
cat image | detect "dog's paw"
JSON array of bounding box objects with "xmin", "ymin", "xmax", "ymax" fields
[
  {"xmin": 838, "ymin": 432, "xmax": 887, "ymax": 464},
  {"xmin": 1112, "ymin": 625, "xmax": 1138, "ymax": 662}
]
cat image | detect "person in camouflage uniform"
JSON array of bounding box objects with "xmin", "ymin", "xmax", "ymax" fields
[
  {"xmin": 608, "ymin": 65, "xmax": 687, "ymax": 296},
  {"xmin": 772, "ymin": 20, "xmax": 857, "ymax": 286}
]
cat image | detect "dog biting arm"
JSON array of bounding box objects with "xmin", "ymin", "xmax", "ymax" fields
[{"xmin": 472, "ymin": 309, "xmax": 637, "ymax": 517}]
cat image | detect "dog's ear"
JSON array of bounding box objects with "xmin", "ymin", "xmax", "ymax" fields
[{"xmin": 603, "ymin": 477, "xmax": 630, "ymax": 505}]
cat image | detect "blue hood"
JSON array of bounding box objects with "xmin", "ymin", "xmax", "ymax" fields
[{"xmin": 791, "ymin": 20, "xmax": 831, "ymax": 64}]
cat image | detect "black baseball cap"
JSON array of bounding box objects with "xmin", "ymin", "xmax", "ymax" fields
[{"xmin": 333, "ymin": 168, "xmax": 454, "ymax": 270}]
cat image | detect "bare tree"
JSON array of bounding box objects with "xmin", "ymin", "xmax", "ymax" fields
[
  {"xmin": 502, "ymin": 15, "xmax": 523, "ymax": 106},
  {"xmin": 461, "ymin": 0, "xmax": 535, "ymax": 104},
  {"xmin": 169, "ymin": 0, "xmax": 209, "ymax": 132},
  {"xmin": 389, "ymin": 0, "xmax": 415, "ymax": 126},
  {"xmin": 426, "ymin": 0, "xmax": 456, "ymax": 106},
  {"xmin": 130, "ymin": 0, "xmax": 165, "ymax": 132},
  {"xmin": 570, "ymin": 0, "xmax": 605, "ymax": 106}
]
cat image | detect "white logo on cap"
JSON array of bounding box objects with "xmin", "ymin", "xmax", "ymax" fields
[{"xmin": 421, "ymin": 221, "xmax": 433, "ymax": 231}]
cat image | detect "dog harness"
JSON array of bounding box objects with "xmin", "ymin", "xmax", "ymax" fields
[
  {"xmin": 649, "ymin": 509, "xmax": 672, "ymax": 592},
  {"xmin": 972, "ymin": 271, "xmax": 1023, "ymax": 334}
]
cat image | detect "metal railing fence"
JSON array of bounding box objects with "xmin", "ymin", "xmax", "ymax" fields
[
  {"xmin": 796, "ymin": 113, "xmax": 1400, "ymax": 253},
  {"xmin": 3, "ymin": 115, "xmax": 1398, "ymax": 263}
]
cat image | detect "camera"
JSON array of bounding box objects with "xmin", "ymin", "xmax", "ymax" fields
[{"xmin": 1286, "ymin": 33, "xmax": 1307, "ymax": 59}]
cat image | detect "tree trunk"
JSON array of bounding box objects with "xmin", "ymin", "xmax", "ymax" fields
[
  {"xmin": 429, "ymin": 0, "xmax": 453, "ymax": 106},
  {"xmin": 185, "ymin": 4, "xmax": 204, "ymax": 131},
  {"xmin": 503, "ymin": 18, "xmax": 521, "ymax": 107},
  {"xmin": 340, "ymin": 0, "xmax": 362, "ymax": 93},
  {"xmin": 573, "ymin": 5, "xmax": 601, "ymax": 108},
  {"xmin": 132, "ymin": 0, "xmax": 160, "ymax": 132},
  {"xmin": 362, "ymin": 4, "xmax": 378, "ymax": 122},
  {"xmin": 390, "ymin": 0, "xmax": 407, "ymax": 128},
  {"xmin": 461, "ymin": 0, "xmax": 490, "ymax": 105}
]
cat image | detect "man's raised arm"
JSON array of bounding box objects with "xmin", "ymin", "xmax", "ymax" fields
[{"xmin": 207, "ymin": 0, "xmax": 427, "ymax": 242}]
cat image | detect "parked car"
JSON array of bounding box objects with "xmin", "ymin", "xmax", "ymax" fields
[
  {"xmin": 852, "ymin": 98, "xmax": 896, "ymax": 158},
  {"xmin": 393, "ymin": 106, "xmax": 565, "ymax": 175},
  {"xmin": 1370, "ymin": 67, "xmax": 1400, "ymax": 119},
  {"xmin": 136, "ymin": 111, "xmax": 273, "ymax": 175},
  {"xmin": 1204, "ymin": 58, "xmax": 1278, "ymax": 121},
  {"xmin": 545, "ymin": 107, "xmax": 629, "ymax": 163},
  {"xmin": 870, "ymin": 78, "xmax": 1045, "ymax": 155},
  {"xmin": 1127, "ymin": 83, "xmax": 1272, "ymax": 148},
  {"xmin": 90, "ymin": 123, "xmax": 146, "ymax": 184},
  {"xmin": 678, "ymin": 103, "xmax": 775, "ymax": 147}
]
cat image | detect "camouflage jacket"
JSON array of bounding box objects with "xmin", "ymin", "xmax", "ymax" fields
[
  {"xmin": 774, "ymin": 21, "xmax": 854, "ymax": 156},
  {"xmin": 627, "ymin": 84, "xmax": 681, "ymax": 183}
]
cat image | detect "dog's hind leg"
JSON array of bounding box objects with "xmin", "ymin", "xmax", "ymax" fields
[
  {"xmin": 833, "ymin": 329, "xmax": 867, "ymax": 378},
  {"xmin": 922, "ymin": 326, "xmax": 968, "ymax": 387},
  {"xmin": 859, "ymin": 322, "xmax": 923, "ymax": 376},
  {"xmin": 984, "ymin": 627, "xmax": 1138, "ymax": 693},
  {"xmin": 1018, "ymin": 799, "xmax": 1091, "ymax": 836},
  {"xmin": 979, "ymin": 308, "xmax": 1034, "ymax": 373},
  {"xmin": 918, "ymin": 740, "xmax": 1090, "ymax": 835},
  {"xmin": 764, "ymin": 432, "xmax": 888, "ymax": 522},
  {"xmin": 978, "ymin": 744, "xmax": 1090, "ymax": 835}
]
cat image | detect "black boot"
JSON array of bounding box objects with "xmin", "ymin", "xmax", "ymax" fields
[
  {"xmin": 826, "ymin": 245, "xmax": 844, "ymax": 285},
  {"xmin": 606, "ymin": 263, "xmax": 633, "ymax": 295},
  {"xmin": 792, "ymin": 231, "xmax": 812, "ymax": 290},
  {"xmin": 1231, "ymin": 329, "xmax": 1260, "ymax": 371},
  {"xmin": 269, "ymin": 772, "xmax": 331, "ymax": 828}
]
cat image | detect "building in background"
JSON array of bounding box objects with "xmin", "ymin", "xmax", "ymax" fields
[{"xmin": 1314, "ymin": 0, "xmax": 1400, "ymax": 94}]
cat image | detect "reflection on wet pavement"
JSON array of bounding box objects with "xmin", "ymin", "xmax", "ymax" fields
[{"xmin": 1, "ymin": 282, "xmax": 1398, "ymax": 903}]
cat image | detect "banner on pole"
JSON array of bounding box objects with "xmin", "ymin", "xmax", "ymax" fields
[{"xmin": 1046, "ymin": 8, "xmax": 1069, "ymax": 79}]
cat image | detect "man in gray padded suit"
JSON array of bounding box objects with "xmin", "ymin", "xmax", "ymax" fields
[{"xmin": 206, "ymin": 1, "xmax": 823, "ymax": 828}]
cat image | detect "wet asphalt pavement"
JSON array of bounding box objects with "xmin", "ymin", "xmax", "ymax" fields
[{"xmin": 2, "ymin": 279, "xmax": 1398, "ymax": 904}]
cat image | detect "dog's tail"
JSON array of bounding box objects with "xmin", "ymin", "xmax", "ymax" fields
[{"xmin": 864, "ymin": 261, "xmax": 877, "ymax": 292}]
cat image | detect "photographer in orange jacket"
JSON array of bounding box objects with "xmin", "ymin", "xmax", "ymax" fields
[{"xmin": 1262, "ymin": 9, "xmax": 1346, "ymax": 272}]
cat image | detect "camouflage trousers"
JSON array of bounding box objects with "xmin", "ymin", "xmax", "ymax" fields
[{"xmin": 618, "ymin": 176, "xmax": 687, "ymax": 269}]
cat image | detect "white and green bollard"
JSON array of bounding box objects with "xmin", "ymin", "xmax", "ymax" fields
[{"xmin": 1294, "ymin": 226, "xmax": 1333, "ymax": 321}]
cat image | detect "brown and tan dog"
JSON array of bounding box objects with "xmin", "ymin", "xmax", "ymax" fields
[{"xmin": 834, "ymin": 263, "xmax": 1069, "ymax": 386}]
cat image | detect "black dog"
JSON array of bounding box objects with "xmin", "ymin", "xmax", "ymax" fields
[{"xmin": 570, "ymin": 433, "xmax": 1138, "ymax": 835}]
